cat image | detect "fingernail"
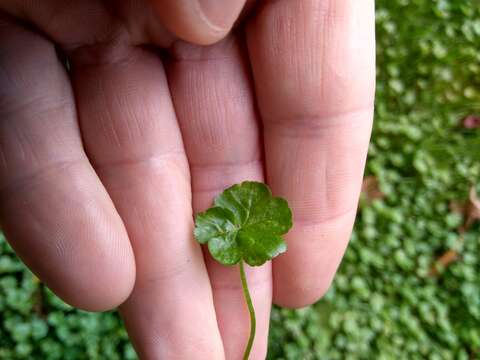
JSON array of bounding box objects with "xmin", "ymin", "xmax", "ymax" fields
[{"xmin": 198, "ymin": 0, "xmax": 245, "ymax": 31}]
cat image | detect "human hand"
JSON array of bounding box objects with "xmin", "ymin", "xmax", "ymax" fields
[{"xmin": 0, "ymin": 1, "xmax": 375, "ymax": 358}]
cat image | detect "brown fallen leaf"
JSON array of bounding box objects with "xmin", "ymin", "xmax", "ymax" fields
[
  {"xmin": 449, "ymin": 200, "xmax": 466, "ymax": 215},
  {"xmin": 465, "ymin": 186, "xmax": 480, "ymax": 229},
  {"xmin": 431, "ymin": 185, "xmax": 479, "ymax": 276},
  {"xmin": 449, "ymin": 185, "xmax": 480, "ymax": 233},
  {"xmin": 361, "ymin": 176, "xmax": 385, "ymax": 203},
  {"xmin": 32, "ymin": 282, "xmax": 47, "ymax": 318},
  {"xmin": 462, "ymin": 115, "xmax": 480, "ymax": 129},
  {"xmin": 429, "ymin": 249, "xmax": 460, "ymax": 276}
]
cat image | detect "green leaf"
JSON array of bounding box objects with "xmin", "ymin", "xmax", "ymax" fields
[{"xmin": 194, "ymin": 181, "xmax": 293, "ymax": 266}]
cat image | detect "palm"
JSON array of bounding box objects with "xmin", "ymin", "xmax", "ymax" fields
[{"xmin": 0, "ymin": 1, "xmax": 375, "ymax": 358}]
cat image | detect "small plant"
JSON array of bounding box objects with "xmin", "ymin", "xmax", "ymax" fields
[{"xmin": 194, "ymin": 181, "xmax": 293, "ymax": 359}]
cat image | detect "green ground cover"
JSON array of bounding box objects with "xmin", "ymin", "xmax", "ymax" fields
[{"xmin": 1, "ymin": 0, "xmax": 479, "ymax": 358}]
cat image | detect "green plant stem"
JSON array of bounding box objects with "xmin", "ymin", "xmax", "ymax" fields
[{"xmin": 239, "ymin": 260, "xmax": 256, "ymax": 360}]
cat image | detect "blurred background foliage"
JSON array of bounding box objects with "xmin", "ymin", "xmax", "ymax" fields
[{"xmin": 1, "ymin": 0, "xmax": 479, "ymax": 359}]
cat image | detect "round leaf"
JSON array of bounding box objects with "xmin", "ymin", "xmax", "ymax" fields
[{"xmin": 194, "ymin": 181, "xmax": 293, "ymax": 266}]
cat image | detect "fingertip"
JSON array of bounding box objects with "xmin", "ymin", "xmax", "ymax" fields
[
  {"xmin": 59, "ymin": 253, "xmax": 136, "ymax": 313},
  {"xmin": 59, "ymin": 282, "xmax": 134, "ymax": 313},
  {"xmin": 149, "ymin": 0, "xmax": 246, "ymax": 45},
  {"xmin": 37, "ymin": 229, "xmax": 136, "ymax": 312},
  {"xmin": 272, "ymin": 209, "xmax": 357, "ymax": 310},
  {"xmin": 273, "ymin": 273, "xmax": 333, "ymax": 309}
]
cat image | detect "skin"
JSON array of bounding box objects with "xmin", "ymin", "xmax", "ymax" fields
[{"xmin": 0, "ymin": 0, "xmax": 375, "ymax": 359}]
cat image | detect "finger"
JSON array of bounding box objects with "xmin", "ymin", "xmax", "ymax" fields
[
  {"xmin": 0, "ymin": 17, "xmax": 136, "ymax": 311},
  {"xmin": 167, "ymin": 37, "xmax": 271, "ymax": 358},
  {"xmin": 70, "ymin": 45, "xmax": 223, "ymax": 358},
  {"xmin": 1, "ymin": 0, "xmax": 173, "ymax": 49},
  {"xmin": 0, "ymin": 0, "xmax": 115, "ymax": 46},
  {"xmin": 147, "ymin": 0, "xmax": 247, "ymax": 45},
  {"xmin": 247, "ymin": 0, "xmax": 376, "ymax": 307}
]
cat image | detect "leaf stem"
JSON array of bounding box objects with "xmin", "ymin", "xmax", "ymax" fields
[{"xmin": 239, "ymin": 261, "xmax": 256, "ymax": 360}]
